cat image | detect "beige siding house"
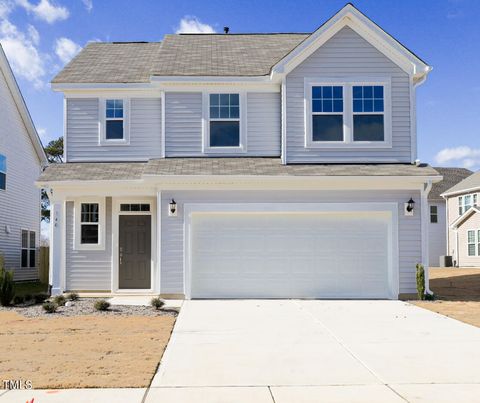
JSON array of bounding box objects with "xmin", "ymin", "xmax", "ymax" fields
[
  {"xmin": 38, "ymin": 4, "xmax": 441, "ymax": 299},
  {"xmin": 443, "ymin": 171, "xmax": 480, "ymax": 267},
  {"xmin": 0, "ymin": 45, "xmax": 48, "ymax": 280}
]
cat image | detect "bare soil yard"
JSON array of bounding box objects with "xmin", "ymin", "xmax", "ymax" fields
[
  {"xmin": 413, "ymin": 268, "xmax": 480, "ymax": 328},
  {"xmin": 0, "ymin": 310, "xmax": 175, "ymax": 388}
]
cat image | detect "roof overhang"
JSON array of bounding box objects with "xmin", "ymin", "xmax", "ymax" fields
[
  {"xmin": 0, "ymin": 45, "xmax": 48, "ymax": 166},
  {"xmin": 450, "ymin": 206, "xmax": 480, "ymax": 229},
  {"xmin": 270, "ymin": 4, "xmax": 431, "ymax": 81},
  {"xmin": 442, "ymin": 185, "xmax": 480, "ymax": 198}
]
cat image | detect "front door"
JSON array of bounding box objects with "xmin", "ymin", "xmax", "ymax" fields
[{"xmin": 119, "ymin": 215, "xmax": 151, "ymax": 289}]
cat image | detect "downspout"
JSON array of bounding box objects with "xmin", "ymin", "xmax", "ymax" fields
[
  {"xmin": 281, "ymin": 76, "xmax": 287, "ymax": 165},
  {"xmin": 421, "ymin": 179, "xmax": 433, "ymax": 295}
]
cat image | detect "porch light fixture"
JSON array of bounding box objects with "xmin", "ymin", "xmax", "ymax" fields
[
  {"xmin": 168, "ymin": 199, "xmax": 177, "ymax": 217},
  {"xmin": 404, "ymin": 198, "xmax": 415, "ymax": 216}
]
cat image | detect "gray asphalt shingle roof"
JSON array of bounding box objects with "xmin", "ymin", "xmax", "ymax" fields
[
  {"xmin": 51, "ymin": 34, "xmax": 308, "ymax": 83},
  {"xmin": 442, "ymin": 170, "xmax": 480, "ymax": 197},
  {"xmin": 52, "ymin": 42, "xmax": 162, "ymax": 84},
  {"xmin": 38, "ymin": 159, "xmax": 440, "ymax": 182},
  {"xmin": 428, "ymin": 167, "xmax": 473, "ymax": 202}
]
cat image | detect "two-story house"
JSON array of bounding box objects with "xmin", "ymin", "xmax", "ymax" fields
[
  {"xmin": 0, "ymin": 44, "xmax": 48, "ymax": 281},
  {"xmin": 38, "ymin": 4, "xmax": 441, "ymax": 299},
  {"xmin": 442, "ymin": 171, "xmax": 480, "ymax": 267}
]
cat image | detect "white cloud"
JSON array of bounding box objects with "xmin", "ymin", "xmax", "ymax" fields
[
  {"xmin": 435, "ymin": 146, "xmax": 480, "ymax": 170},
  {"xmin": 27, "ymin": 23, "xmax": 39, "ymax": 44},
  {"xmin": 37, "ymin": 127, "xmax": 47, "ymax": 141},
  {"xmin": 82, "ymin": 0, "xmax": 92, "ymax": 12},
  {"xmin": 54, "ymin": 36, "xmax": 81, "ymax": 64},
  {"xmin": 175, "ymin": 16, "xmax": 215, "ymax": 34},
  {"xmin": 0, "ymin": 0, "xmax": 13, "ymax": 19},
  {"xmin": 0, "ymin": 19, "xmax": 45, "ymax": 87},
  {"xmin": 16, "ymin": 0, "xmax": 69, "ymax": 24}
]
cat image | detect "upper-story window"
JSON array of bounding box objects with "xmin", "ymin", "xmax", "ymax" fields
[
  {"xmin": 0, "ymin": 154, "xmax": 6, "ymax": 190},
  {"xmin": 311, "ymin": 86, "xmax": 344, "ymax": 142},
  {"xmin": 459, "ymin": 194, "xmax": 477, "ymax": 215},
  {"xmin": 106, "ymin": 99, "xmax": 124, "ymax": 140},
  {"xmin": 209, "ymin": 94, "xmax": 240, "ymax": 147},
  {"xmin": 100, "ymin": 99, "xmax": 129, "ymax": 145},
  {"xmin": 305, "ymin": 78, "xmax": 391, "ymax": 148},
  {"xmin": 430, "ymin": 205, "xmax": 438, "ymax": 223},
  {"xmin": 352, "ymin": 86, "xmax": 384, "ymax": 142},
  {"xmin": 204, "ymin": 93, "xmax": 245, "ymax": 153}
]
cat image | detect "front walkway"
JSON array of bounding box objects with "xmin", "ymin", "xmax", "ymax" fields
[{"xmin": 2, "ymin": 300, "xmax": 480, "ymax": 403}]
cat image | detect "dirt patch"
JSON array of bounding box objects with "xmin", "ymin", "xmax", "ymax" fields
[
  {"xmin": 0, "ymin": 311, "xmax": 175, "ymax": 388},
  {"xmin": 412, "ymin": 268, "xmax": 480, "ymax": 328}
]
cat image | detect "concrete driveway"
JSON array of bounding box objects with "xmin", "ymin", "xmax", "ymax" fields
[{"xmin": 149, "ymin": 300, "xmax": 480, "ymax": 403}]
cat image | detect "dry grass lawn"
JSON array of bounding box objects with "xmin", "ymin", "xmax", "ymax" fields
[
  {"xmin": 0, "ymin": 312, "xmax": 175, "ymax": 389},
  {"xmin": 413, "ymin": 268, "xmax": 480, "ymax": 328}
]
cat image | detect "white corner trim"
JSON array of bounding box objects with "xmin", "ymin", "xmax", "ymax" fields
[
  {"xmin": 160, "ymin": 91, "xmax": 166, "ymax": 158},
  {"xmin": 73, "ymin": 197, "xmax": 106, "ymax": 251},
  {"xmin": 281, "ymin": 76, "xmax": 287, "ymax": 164}
]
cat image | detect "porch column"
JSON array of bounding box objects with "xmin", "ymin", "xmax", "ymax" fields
[
  {"xmin": 49, "ymin": 199, "xmax": 65, "ymax": 295},
  {"xmin": 156, "ymin": 190, "xmax": 162, "ymax": 294},
  {"xmin": 421, "ymin": 180, "xmax": 433, "ymax": 294}
]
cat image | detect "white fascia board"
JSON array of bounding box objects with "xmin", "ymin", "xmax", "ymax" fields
[
  {"xmin": 51, "ymin": 82, "xmax": 154, "ymax": 92},
  {"xmin": 271, "ymin": 5, "xmax": 431, "ymax": 79},
  {"xmin": 442, "ymin": 186, "xmax": 480, "ymax": 198},
  {"xmin": 150, "ymin": 75, "xmax": 274, "ymax": 84}
]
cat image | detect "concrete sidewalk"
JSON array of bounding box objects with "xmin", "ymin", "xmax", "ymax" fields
[{"xmin": 2, "ymin": 300, "xmax": 480, "ymax": 403}]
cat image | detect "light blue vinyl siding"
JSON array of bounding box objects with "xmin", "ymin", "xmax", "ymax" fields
[
  {"xmin": 66, "ymin": 98, "xmax": 162, "ymax": 161},
  {"xmin": 285, "ymin": 26, "xmax": 411, "ymax": 163}
]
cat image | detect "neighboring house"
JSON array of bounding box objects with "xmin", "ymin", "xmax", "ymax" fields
[
  {"xmin": 0, "ymin": 45, "xmax": 48, "ymax": 281},
  {"xmin": 442, "ymin": 170, "xmax": 480, "ymax": 267},
  {"xmin": 428, "ymin": 168, "xmax": 472, "ymax": 266},
  {"xmin": 38, "ymin": 4, "xmax": 441, "ymax": 299}
]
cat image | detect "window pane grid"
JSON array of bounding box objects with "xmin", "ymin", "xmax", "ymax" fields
[
  {"xmin": 21, "ymin": 230, "xmax": 36, "ymax": 268},
  {"xmin": 312, "ymin": 86, "xmax": 343, "ymax": 113},
  {"xmin": 81, "ymin": 203, "xmax": 99, "ymax": 223},
  {"xmin": 209, "ymin": 94, "xmax": 240, "ymax": 120},
  {"xmin": 106, "ymin": 99, "xmax": 123, "ymax": 119},
  {"xmin": 353, "ymin": 86, "xmax": 384, "ymax": 113}
]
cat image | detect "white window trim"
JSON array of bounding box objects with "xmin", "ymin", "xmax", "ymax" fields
[
  {"xmin": 459, "ymin": 193, "xmax": 477, "ymax": 216},
  {"xmin": 202, "ymin": 91, "xmax": 247, "ymax": 154},
  {"xmin": 99, "ymin": 98, "xmax": 130, "ymax": 146},
  {"xmin": 74, "ymin": 198, "xmax": 106, "ymax": 251},
  {"xmin": 304, "ymin": 77, "xmax": 392, "ymax": 149},
  {"xmin": 467, "ymin": 229, "xmax": 479, "ymax": 257}
]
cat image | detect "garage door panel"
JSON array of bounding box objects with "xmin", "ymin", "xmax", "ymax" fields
[{"xmin": 190, "ymin": 211, "xmax": 392, "ymax": 299}]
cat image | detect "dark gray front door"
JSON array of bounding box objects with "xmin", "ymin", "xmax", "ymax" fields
[{"xmin": 119, "ymin": 215, "xmax": 151, "ymax": 289}]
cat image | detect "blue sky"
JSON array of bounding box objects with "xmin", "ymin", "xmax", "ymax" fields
[{"xmin": 0, "ymin": 0, "xmax": 479, "ymax": 169}]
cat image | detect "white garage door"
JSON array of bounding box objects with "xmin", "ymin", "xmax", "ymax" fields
[{"xmin": 188, "ymin": 209, "xmax": 394, "ymax": 299}]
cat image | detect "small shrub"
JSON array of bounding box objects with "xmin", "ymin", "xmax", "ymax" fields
[
  {"xmin": 425, "ymin": 292, "xmax": 436, "ymax": 301},
  {"xmin": 34, "ymin": 293, "xmax": 49, "ymax": 304},
  {"xmin": 94, "ymin": 299, "xmax": 110, "ymax": 311},
  {"xmin": 151, "ymin": 297, "xmax": 165, "ymax": 310},
  {"xmin": 67, "ymin": 292, "xmax": 79, "ymax": 301},
  {"xmin": 13, "ymin": 295, "xmax": 25, "ymax": 305},
  {"xmin": 42, "ymin": 301, "xmax": 57, "ymax": 313},
  {"xmin": 416, "ymin": 263, "xmax": 425, "ymax": 300},
  {"xmin": 53, "ymin": 295, "xmax": 66, "ymax": 306},
  {"xmin": 0, "ymin": 267, "xmax": 15, "ymax": 306},
  {"xmin": 24, "ymin": 293, "xmax": 33, "ymax": 301}
]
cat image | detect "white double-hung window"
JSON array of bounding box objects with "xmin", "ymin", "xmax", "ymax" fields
[
  {"xmin": 467, "ymin": 229, "xmax": 480, "ymax": 257},
  {"xmin": 459, "ymin": 194, "xmax": 477, "ymax": 215},
  {"xmin": 74, "ymin": 198, "xmax": 105, "ymax": 250},
  {"xmin": 100, "ymin": 98, "xmax": 129, "ymax": 144},
  {"xmin": 305, "ymin": 78, "xmax": 391, "ymax": 148},
  {"xmin": 204, "ymin": 92, "xmax": 245, "ymax": 153},
  {"xmin": 0, "ymin": 154, "xmax": 6, "ymax": 190}
]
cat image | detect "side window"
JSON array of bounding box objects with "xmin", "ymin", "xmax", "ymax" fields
[
  {"xmin": 467, "ymin": 230, "xmax": 476, "ymax": 256},
  {"xmin": 352, "ymin": 85, "xmax": 385, "ymax": 142},
  {"xmin": 0, "ymin": 154, "xmax": 6, "ymax": 190},
  {"xmin": 430, "ymin": 205, "xmax": 438, "ymax": 223},
  {"xmin": 311, "ymin": 86, "xmax": 344, "ymax": 142},
  {"xmin": 209, "ymin": 94, "xmax": 240, "ymax": 147},
  {"xmin": 105, "ymin": 99, "xmax": 124, "ymax": 140},
  {"xmin": 80, "ymin": 203, "xmax": 99, "ymax": 244},
  {"xmin": 459, "ymin": 196, "xmax": 463, "ymax": 215},
  {"xmin": 21, "ymin": 230, "xmax": 36, "ymax": 268}
]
